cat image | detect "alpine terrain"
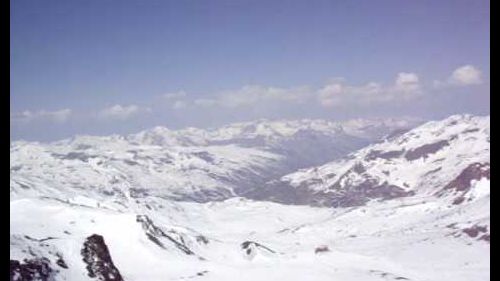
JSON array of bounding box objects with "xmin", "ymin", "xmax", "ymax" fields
[{"xmin": 10, "ymin": 115, "xmax": 490, "ymax": 281}]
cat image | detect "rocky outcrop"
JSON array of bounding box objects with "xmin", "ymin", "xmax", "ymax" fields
[
  {"xmin": 436, "ymin": 162, "xmax": 490, "ymax": 204},
  {"xmin": 404, "ymin": 140, "xmax": 449, "ymax": 161},
  {"xmin": 247, "ymin": 177, "xmax": 412, "ymax": 208},
  {"xmin": 136, "ymin": 215, "xmax": 195, "ymax": 255},
  {"xmin": 81, "ymin": 234, "xmax": 124, "ymax": 281},
  {"xmin": 10, "ymin": 258, "xmax": 52, "ymax": 281},
  {"xmin": 365, "ymin": 149, "xmax": 405, "ymax": 161},
  {"xmin": 442, "ymin": 163, "xmax": 490, "ymax": 192},
  {"xmin": 314, "ymin": 245, "xmax": 330, "ymax": 254},
  {"xmin": 241, "ymin": 241, "xmax": 275, "ymax": 259},
  {"xmin": 462, "ymin": 225, "xmax": 488, "ymax": 238}
]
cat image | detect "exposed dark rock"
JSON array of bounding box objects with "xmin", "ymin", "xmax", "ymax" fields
[
  {"xmin": 352, "ymin": 162, "xmax": 366, "ymax": 174},
  {"xmin": 314, "ymin": 245, "xmax": 330, "ymax": 254},
  {"xmin": 246, "ymin": 174, "xmax": 413, "ymax": 208},
  {"xmin": 157, "ymin": 157, "xmax": 173, "ymax": 164},
  {"xmin": 462, "ymin": 225, "xmax": 488, "ymax": 238},
  {"xmin": 369, "ymin": 269, "xmax": 410, "ymax": 280},
  {"xmin": 241, "ymin": 241, "xmax": 275, "ymax": 256},
  {"xmin": 243, "ymin": 180, "xmax": 319, "ymax": 206},
  {"xmin": 123, "ymin": 159, "xmax": 139, "ymax": 166},
  {"xmin": 325, "ymin": 173, "xmax": 337, "ymax": 179},
  {"xmin": 22, "ymin": 236, "xmax": 57, "ymax": 243},
  {"xmin": 179, "ymin": 188, "xmax": 234, "ymax": 203},
  {"xmin": 81, "ymin": 234, "xmax": 124, "ymax": 281},
  {"xmin": 318, "ymin": 163, "xmax": 413, "ymax": 207},
  {"xmin": 51, "ymin": 152, "xmax": 97, "ymax": 162},
  {"xmin": 196, "ymin": 235, "xmax": 209, "ymax": 245},
  {"xmin": 129, "ymin": 188, "xmax": 150, "ymax": 198},
  {"xmin": 17, "ymin": 182, "xmax": 31, "ymax": 189},
  {"xmin": 452, "ymin": 197, "xmax": 465, "ymax": 205},
  {"xmin": 365, "ymin": 150, "xmax": 405, "ymax": 161},
  {"xmin": 479, "ymin": 234, "xmax": 490, "ymax": 243},
  {"xmin": 405, "ymin": 140, "xmax": 449, "ymax": 160},
  {"xmin": 463, "ymin": 128, "xmax": 480, "ymax": 134},
  {"xmin": 11, "ymin": 165, "xmax": 23, "ymax": 172},
  {"xmin": 75, "ymin": 144, "xmax": 93, "ymax": 150},
  {"xmin": 192, "ymin": 152, "xmax": 215, "ymax": 163},
  {"xmin": 436, "ymin": 162, "xmax": 490, "ymax": 203},
  {"xmin": 10, "ymin": 258, "xmax": 52, "ymax": 281},
  {"xmin": 55, "ymin": 255, "xmax": 68, "ymax": 269},
  {"xmin": 326, "ymin": 181, "xmax": 412, "ymax": 208},
  {"xmin": 423, "ymin": 167, "xmax": 442, "ymax": 176},
  {"xmin": 443, "ymin": 163, "xmax": 490, "ymax": 192},
  {"xmin": 136, "ymin": 215, "xmax": 195, "ymax": 255},
  {"xmin": 196, "ymin": 270, "xmax": 209, "ymax": 276}
]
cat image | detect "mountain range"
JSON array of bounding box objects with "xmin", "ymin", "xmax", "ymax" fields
[{"xmin": 10, "ymin": 114, "xmax": 489, "ymax": 281}]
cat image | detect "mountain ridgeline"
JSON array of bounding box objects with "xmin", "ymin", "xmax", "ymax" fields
[
  {"xmin": 10, "ymin": 115, "xmax": 490, "ymax": 281},
  {"xmin": 11, "ymin": 117, "xmax": 420, "ymax": 204}
]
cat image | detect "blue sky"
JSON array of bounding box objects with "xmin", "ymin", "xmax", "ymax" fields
[{"xmin": 11, "ymin": 0, "xmax": 490, "ymax": 141}]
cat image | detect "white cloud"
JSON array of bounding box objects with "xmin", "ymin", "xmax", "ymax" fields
[
  {"xmin": 317, "ymin": 72, "xmax": 421, "ymax": 108},
  {"xmin": 395, "ymin": 72, "xmax": 420, "ymax": 92},
  {"xmin": 99, "ymin": 104, "xmax": 148, "ymax": 120},
  {"xmin": 189, "ymin": 73, "xmax": 422, "ymax": 110},
  {"xmin": 449, "ymin": 65, "xmax": 482, "ymax": 85},
  {"xmin": 187, "ymin": 73, "xmax": 422, "ymax": 110},
  {"xmin": 192, "ymin": 85, "xmax": 311, "ymax": 108},
  {"xmin": 317, "ymin": 83, "xmax": 343, "ymax": 107},
  {"xmin": 162, "ymin": 91, "xmax": 190, "ymax": 110},
  {"xmin": 159, "ymin": 66, "xmax": 483, "ymax": 111},
  {"xmin": 432, "ymin": 65, "xmax": 483, "ymax": 89},
  {"xmin": 11, "ymin": 108, "xmax": 72, "ymax": 123}
]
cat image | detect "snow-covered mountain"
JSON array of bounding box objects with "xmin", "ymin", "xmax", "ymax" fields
[
  {"xmin": 254, "ymin": 114, "xmax": 489, "ymax": 207},
  {"xmin": 10, "ymin": 187, "xmax": 490, "ymax": 281},
  {"xmin": 10, "ymin": 118, "xmax": 418, "ymax": 203},
  {"xmin": 128, "ymin": 117, "xmax": 421, "ymax": 169},
  {"xmin": 10, "ymin": 115, "xmax": 489, "ymax": 281},
  {"xmin": 10, "ymin": 137, "xmax": 283, "ymax": 203},
  {"xmin": 128, "ymin": 118, "xmax": 419, "ymax": 147}
]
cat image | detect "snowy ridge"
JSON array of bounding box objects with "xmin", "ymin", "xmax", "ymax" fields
[
  {"xmin": 10, "ymin": 118, "xmax": 418, "ymax": 203},
  {"xmin": 269, "ymin": 114, "xmax": 490, "ymax": 207},
  {"xmin": 10, "ymin": 190, "xmax": 489, "ymax": 281},
  {"xmin": 10, "ymin": 140, "xmax": 282, "ymax": 203},
  {"xmin": 127, "ymin": 117, "xmax": 421, "ymax": 147},
  {"xmin": 10, "ymin": 115, "xmax": 489, "ymax": 281}
]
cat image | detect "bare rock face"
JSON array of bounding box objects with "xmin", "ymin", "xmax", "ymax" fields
[
  {"xmin": 404, "ymin": 140, "xmax": 449, "ymax": 161},
  {"xmin": 365, "ymin": 149, "xmax": 405, "ymax": 161},
  {"xmin": 314, "ymin": 245, "xmax": 330, "ymax": 254},
  {"xmin": 462, "ymin": 225, "xmax": 488, "ymax": 238},
  {"xmin": 443, "ymin": 163, "xmax": 490, "ymax": 192},
  {"xmin": 436, "ymin": 162, "xmax": 490, "ymax": 204},
  {"xmin": 10, "ymin": 258, "xmax": 52, "ymax": 281},
  {"xmin": 249, "ymin": 161, "xmax": 413, "ymax": 208},
  {"xmin": 241, "ymin": 241, "xmax": 275, "ymax": 259},
  {"xmin": 81, "ymin": 234, "xmax": 124, "ymax": 281},
  {"xmin": 447, "ymin": 223, "xmax": 490, "ymax": 244},
  {"xmin": 136, "ymin": 215, "xmax": 196, "ymax": 255}
]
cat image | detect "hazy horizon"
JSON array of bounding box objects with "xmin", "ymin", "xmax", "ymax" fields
[{"xmin": 11, "ymin": 0, "xmax": 490, "ymax": 141}]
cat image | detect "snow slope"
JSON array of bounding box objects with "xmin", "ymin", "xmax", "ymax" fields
[
  {"xmin": 11, "ymin": 118, "xmax": 417, "ymax": 203},
  {"xmin": 10, "ymin": 191, "xmax": 489, "ymax": 281},
  {"xmin": 263, "ymin": 114, "xmax": 490, "ymax": 207},
  {"xmin": 10, "ymin": 115, "xmax": 489, "ymax": 281}
]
